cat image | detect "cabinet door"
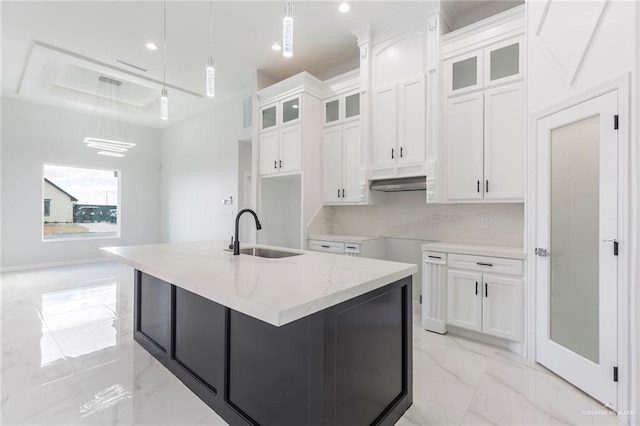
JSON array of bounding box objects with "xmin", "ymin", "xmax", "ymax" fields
[
  {"xmin": 483, "ymin": 84, "xmax": 524, "ymax": 201},
  {"xmin": 446, "ymin": 270, "xmax": 482, "ymax": 332},
  {"xmin": 279, "ymin": 125, "xmax": 302, "ymax": 173},
  {"xmin": 342, "ymin": 122, "xmax": 361, "ymax": 202},
  {"xmin": 325, "ymin": 98, "xmax": 340, "ymax": 126},
  {"xmin": 344, "ymin": 92, "xmax": 361, "ymax": 122},
  {"xmin": 260, "ymin": 131, "xmax": 280, "ymax": 176},
  {"xmin": 260, "ymin": 104, "xmax": 278, "ymax": 131},
  {"xmin": 323, "ymin": 126, "xmax": 343, "ymax": 203},
  {"xmin": 398, "ymin": 77, "xmax": 426, "ymax": 164},
  {"xmin": 373, "ymin": 85, "xmax": 397, "ymax": 167},
  {"xmin": 281, "ymin": 96, "xmax": 301, "ymax": 127},
  {"xmin": 446, "ymin": 93, "xmax": 484, "ymax": 200},
  {"xmin": 446, "ymin": 52, "xmax": 483, "ymax": 96},
  {"xmin": 482, "ymin": 274, "xmax": 523, "ymax": 341},
  {"xmin": 484, "ymin": 38, "xmax": 522, "ymax": 87}
]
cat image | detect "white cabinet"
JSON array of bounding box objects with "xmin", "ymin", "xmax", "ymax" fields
[
  {"xmin": 444, "ymin": 33, "xmax": 524, "ymax": 202},
  {"xmin": 260, "ymin": 94, "xmax": 304, "ymax": 177},
  {"xmin": 446, "ymin": 254, "xmax": 523, "ymax": 341},
  {"xmin": 260, "ymin": 124, "xmax": 302, "ymax": 176},
  {"xmin": 446, "ymin": 93, "xmax": 484, "ymax": 200},
  {"xmin": 446, "ymin": 84, "xmax": 523, "ymax": 201},
  {"xmin": 324, "ymin": 91, "xmax": 360, "ymax": 126},
  {"xmin": 372, "ymin": 76, "xmax": 426, "ymax": 170},
  {"xmin": 447, "ymin": 269, "xmax": 483, "ymax": 332},
  {"xmin": 446, "ymin": 38, "xmax": 522, "ymax": 97},
  {"xmin": 323, "ymin": 122, "xmax": 361, "ymax": 203}
]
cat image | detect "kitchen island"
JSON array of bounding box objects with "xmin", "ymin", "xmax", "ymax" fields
[{"xmin": 102, "ymin": 240, "xmax": 416, "ymax": 426}]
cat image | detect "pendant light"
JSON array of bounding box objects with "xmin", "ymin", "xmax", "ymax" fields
[
  {"xmin": 282, "ymin": 2, "xmax": 293, "ymax": 58},
  {"xmin": 206, "ymin": 0, "xmax": 215, "ymax": 97},
  {"xmin": 160, "ymin": 0, "xmax": 168, "ymax": 120}
]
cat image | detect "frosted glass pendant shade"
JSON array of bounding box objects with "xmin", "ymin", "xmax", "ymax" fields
[
  {"xmin": 160, "ymin": 87, "xmax": 168, "ymax": 120},
  {"xmin": 282, "ymin": 3, "xmax": 293, "ymax": 58},
  {"xmin": 206, "ymin": 57, "xmax": 215, "ymax": 97}
]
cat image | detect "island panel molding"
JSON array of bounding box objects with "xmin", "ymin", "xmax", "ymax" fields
[{"xmin": 132, "ymin": 270, "xmax": 413, "ymax": 426}]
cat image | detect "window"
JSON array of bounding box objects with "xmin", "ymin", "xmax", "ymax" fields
[{"xmin": 43, "ymin": 164, "xmax": 120, "ymax": 241}]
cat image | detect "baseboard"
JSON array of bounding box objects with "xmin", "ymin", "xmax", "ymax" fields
[{"xmin": 1, "ymin": 257, "xmax": 114, "ymax": 273}]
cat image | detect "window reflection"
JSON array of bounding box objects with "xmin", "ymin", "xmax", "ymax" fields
[{"xmin": 41, "ymin": 283, "xmax": 119, "ymax": 366}]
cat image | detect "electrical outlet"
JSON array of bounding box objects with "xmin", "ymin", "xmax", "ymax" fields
[{"xmin": 481, "ymin": 218, "xmax": 489, "ymax": 229}]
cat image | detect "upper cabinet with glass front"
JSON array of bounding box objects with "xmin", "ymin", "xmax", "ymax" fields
[
  {"xmin": 260, "ymin": 94, "xmax": 302, "ymax": 132},
  {"xmin": 446, "ymin": 37, "xmax": 522, "ymax": 96},
  {"xmin": 324, "ymin": 90, "xmax": 360, "ymax": 126}
]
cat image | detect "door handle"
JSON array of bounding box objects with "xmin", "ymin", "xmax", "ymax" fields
[
  {"xmin": 391, "ymin": 148, "xmax": 395, "ymax": 159},
  {"xmin": 475, "ymin": 281, "xmax": 478, "ymax": 295},
  {"xmin": 342, "ymin": 189, "xmax": 345, "ymax": 198},
  {"xmin": 486, "ymin": 180, "xmax": 489, "ymax": 193},
  {"xmin": 477, "ymin": 180, "xmax": 480, "ymax": 193},
  {"xmin": 485, "ymin": 283, "xmax": 488, "ymax": 297},
  {"xmin": 279, "ymin": 160, "xmax": 283, "ymax": 168},
  {"xmin": 400, "ymin": 147, "xmax": 404, "ymax": 158},
  {"xmin": 338, "ymin": 188, "xmax": 341, "ymax": 198},
  {"xmin": 274, "ymin": 160, "xmax": 277, "ymax": 169}
]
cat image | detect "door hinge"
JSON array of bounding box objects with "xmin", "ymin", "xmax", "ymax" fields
[
  {"xmin": 614, "ymin": 115, "xmax": 619, "ymax": 130},
  {"xmin": 613, "ymin": 366, "xmax": 618, "ymax": 382}
]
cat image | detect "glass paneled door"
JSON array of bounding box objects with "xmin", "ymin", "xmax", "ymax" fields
[{"xmin": 535, "ymin": 90, "xmax": 618, "ymax": 409}]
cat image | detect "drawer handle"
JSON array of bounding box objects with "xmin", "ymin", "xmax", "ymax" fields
[
  {"xmin": 477, "ymin": 262, "xmax": 493, "ymax": 267},
  {"xmin": 321, "ymin": 245, "xmax": 330, "ymax": 249},
  {"xmin": 428, "ymin": 255, "xmax": 442, "ymax": 259},
  {"xmin": 346, "ymin": 246, "xmax": 356, "ymax": 249}
]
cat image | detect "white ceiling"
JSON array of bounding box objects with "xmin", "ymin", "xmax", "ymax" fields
[{"xmin": 1, "ymin": 1, "xmax": 509, "ymax": 129}]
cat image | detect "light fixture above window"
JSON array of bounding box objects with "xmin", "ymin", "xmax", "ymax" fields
[
  {"xmin": 282, "ymin": 2, "xmax": 293, "ymax": 58},
  {"xmin": 84, "ymin": 76, "xmax": 136, "ymax": 157}
]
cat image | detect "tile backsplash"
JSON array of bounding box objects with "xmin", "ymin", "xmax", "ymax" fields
[{"xmin": 308, "ymin": 192, "xmax": 524, "ymax": 247}]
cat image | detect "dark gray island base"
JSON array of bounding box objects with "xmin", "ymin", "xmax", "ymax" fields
[{"xmin": 134, "ymin": 270, "xmax": 413, "ymax": 426}]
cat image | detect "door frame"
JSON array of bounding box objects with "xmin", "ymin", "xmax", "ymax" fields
[{"xmin": 526, "ymin": 74, "xmax": 632, "ymax": 415}]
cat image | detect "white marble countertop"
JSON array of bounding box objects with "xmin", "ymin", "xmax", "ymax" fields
[
  {"xmin": 307, "ymin": 234, "xmax": 383, "ymax": 244},
  {"xmin": 102, "ymin": 240, "xmax": 417, "ymax": 327},
  {"xmin": 421, "ymin": 242, "xmax": 527, "ymax": 259}
]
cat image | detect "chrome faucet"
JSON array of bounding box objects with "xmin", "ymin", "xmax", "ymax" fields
[{"xmin": 233, "ymin": 209, "xmax": 262, "ymax": 255}]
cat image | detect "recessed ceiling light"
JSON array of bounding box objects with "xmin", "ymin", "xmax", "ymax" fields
[
  {"xmin": 338, "ymin": 2, "xmax": 351, "ymax": 13},
  {"xmin": 145, "ymin": 42, "xmax": 158, "ymax": 51},
  {"xmin": 271, "ymin": 42, "xmax": 282, "ymax": 51}
]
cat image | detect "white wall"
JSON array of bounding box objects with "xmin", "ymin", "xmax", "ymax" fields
[
  {"xmin": 1, "ymin": 97, "xmax": 161, "ymax": 270},
  {"xmin": 526, "ymin": 0, "xmax": 638, "ymax": 417},
  {"xmin": 160, "ymin": 95, "xmax": 251, "ymax": 242},
  {"xmin": 309, "ymin": 192, "xmax": 524, "ymax": 247}
]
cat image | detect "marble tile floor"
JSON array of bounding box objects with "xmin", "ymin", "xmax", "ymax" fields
[{"xmin": 0, "ymin": 262, "xmax": 628, "ymax": 426}]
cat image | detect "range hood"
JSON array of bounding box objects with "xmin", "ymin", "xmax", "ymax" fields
[{"xmin": 369, "ymin": 176, "xmax": 426, "ymax": 192}]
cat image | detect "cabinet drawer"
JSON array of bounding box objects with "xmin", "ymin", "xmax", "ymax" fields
[
  {"xmin": 447, "ymin": 253, "xmax": 523, "ymax": 276},
  {"xmin": 308, "ymin": 240, "xmax": 345, "ymax": 254},
  {"xmin": 423, "ymin": 251, "xmax": 446, "ymax": 265}
]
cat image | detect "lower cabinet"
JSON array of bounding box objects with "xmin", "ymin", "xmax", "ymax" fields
[
  {"xmin": 447, "ymin": 268, "xmax": 523, "ymax": 341},
  {"xmin": 422, "ymin": 248, "xmax": 524, "ymax": 342}
]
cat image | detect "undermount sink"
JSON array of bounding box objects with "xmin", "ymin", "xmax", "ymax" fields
[{"xmin": 239, "ymin": 247, "xmax": 302, "ymax": 258}]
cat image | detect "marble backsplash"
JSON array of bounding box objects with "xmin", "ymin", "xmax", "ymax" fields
[{"xmin": 307, "ymin": 192, "xmax": 524, "ymax": 247}]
